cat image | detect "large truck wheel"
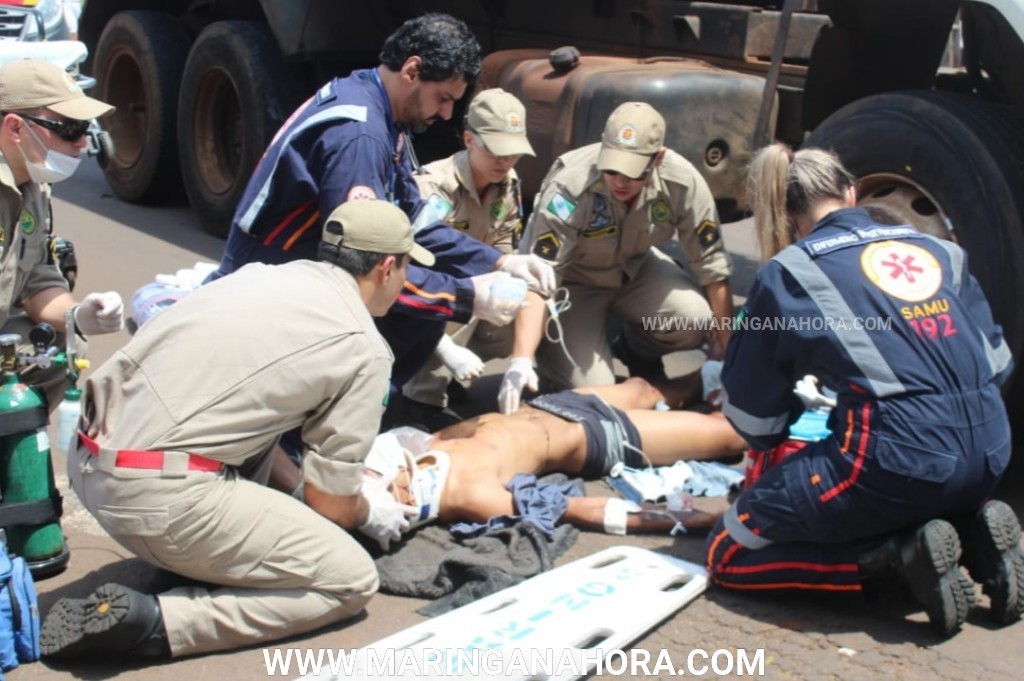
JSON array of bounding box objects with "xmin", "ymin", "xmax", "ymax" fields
[
  {"xmin": 93, "ymin": 10, "xmax": 188, "ymax": 203},
  {"xmin": 178, "ymin": 21, "xmax": 305, "ymax": 238},
  {"xmin": 806, "ymin": 91, "xmax": 1024, "ymax": 388}
]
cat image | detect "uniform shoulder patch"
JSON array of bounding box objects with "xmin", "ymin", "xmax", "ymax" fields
[
  {"xmin": 651, "ymin": 200, "xmax": 671, "ymax": 223},
  {"xmin": 545, "ymin": 193, "xmax": 576, "ymax": 222},
  {"xmin": 533, "ymin": 232, "xmax": 561, "ymax": 261},
  {"xmin": 696, "ymin": 219, "xmax": 720, "ymax": 248},
  {"xmin": 451, "ymin": 221, "xmax": 470, "ymax": 232},
  {"xmin": 347, "ymin": 185, "xmax": 377, "ymax": 201},
  {"xmin": 315, "ymin": 81, "xmax": 337, "ymax": 105},
  {"xmin": 490, "ymin": 201, "xmax": 509, "ymax": 221},
  {"xmin": 19, "ymin": 209, "xmax": 35, "ymax": 235}
]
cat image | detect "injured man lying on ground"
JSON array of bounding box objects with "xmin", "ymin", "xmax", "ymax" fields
[{"xmin": 355, "ymin": 378, "xmax": 748, "ymax": 549}]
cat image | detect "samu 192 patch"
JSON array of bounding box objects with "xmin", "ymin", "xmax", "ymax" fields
[
  {"xmin": 19, "ymin": 209, "xmax": 35, "ymax": 235},
  {"xmin": 546, "ymin": 193, "xmax": 576, "ymax": 222},
  {"xmin": 696, "ymin": 219, "xmax": 720, "ymax": 248},
  {"xmin": 533, "ymin": 232, "xmax": 561, "ymax": 261}
]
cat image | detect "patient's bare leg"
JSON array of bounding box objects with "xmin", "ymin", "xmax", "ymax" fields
[
  {"xmin": 574, "ymin": 373, "xmax": 702, "ymax": 411},
  {"xmin": 625, "ymin": 410, "xmax": 746, "ymax": 465}
]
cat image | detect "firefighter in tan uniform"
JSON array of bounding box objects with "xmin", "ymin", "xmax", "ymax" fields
[
  {"xmin": 503, "ymin": 102, "xmax": 733, "ymax": 411},
  {"xmin": 400, "ymin": 89, "xmax": 544, "ymax": 428},
  {"xmin": 0, "ymin": 60, "xmax": 123, "ymax": 406},
  {"xmin": 40, "ymin": 201, "xmax": 434, "ymax": 660}
]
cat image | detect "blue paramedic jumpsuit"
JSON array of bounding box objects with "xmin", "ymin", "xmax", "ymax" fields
[
  {"xmin": 706, "ymin": 207, "xmax": 1013, "ymax": 592},
  {"xmin": 209, "ymin": 69, "xmax": 501, "ymax": 393}
]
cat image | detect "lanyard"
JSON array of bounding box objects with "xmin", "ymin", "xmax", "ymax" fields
[{"xmin": 370, "ymin": 69, "xmax": 403, "ymax": 204}]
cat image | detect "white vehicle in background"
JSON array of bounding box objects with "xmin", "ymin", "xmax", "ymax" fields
[{"xmin": 0, "ymin": 0, "xmax": 72, "ymax": 41}]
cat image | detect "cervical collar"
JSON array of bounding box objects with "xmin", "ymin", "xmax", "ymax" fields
[
  {"xmin": 364, "ymin": 431, "xmax": 416, "ymax": 488},
  {"xmin": 408, "ymin": 450, "xmax": 451, "ymax": 529}
]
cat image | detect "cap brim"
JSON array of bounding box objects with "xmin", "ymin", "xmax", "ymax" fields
[
  {"xmin": 479, "ymin": 132, "xmax": 536, "ymax": 158},
  {"xmin": 597, "ymin": 147, "xmax": 650, "ymax": 179},
  {"xmin": 47, "ymin": 96, "xmax": 115, "ymax": 121},
  {"xmin": 409, "ymin": 243, "xmax": 435, "ymax": 267}
]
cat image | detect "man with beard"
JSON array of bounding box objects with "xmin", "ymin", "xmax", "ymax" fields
[{"xmin": 208, "ymin": 13, "xmax": 553, "ymax": 415}]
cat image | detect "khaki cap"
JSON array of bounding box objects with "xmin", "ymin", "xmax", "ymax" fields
[
  {"xmin": 597, "ymin": 102, "xmax": 665, "ymax": 179},
  {"xmin": 466, "ymin": 88, "xmax": 535, "ymax": 157},
  {"xmin": 0, "ymin": 60, "xmax": 113, "ymax": 120},
  {"xmin": 323, "ymin": 200, "xmax": 435, "ymax": 266}
]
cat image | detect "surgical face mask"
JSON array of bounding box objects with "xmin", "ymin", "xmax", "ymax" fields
[{"xmin": 19, "ymin": 119, "xmax": 81, "ymax": 184}]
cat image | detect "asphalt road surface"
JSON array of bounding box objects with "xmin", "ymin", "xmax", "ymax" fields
[{"xmin": 9, "ymin": 160, "xmax": 1023, "ymax": 680}]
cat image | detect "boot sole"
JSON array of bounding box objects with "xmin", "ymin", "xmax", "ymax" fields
[
  {"xmin": 904, "ymin": 520, "xmax": 976, "ymax": 637},
  {"xmin": 40, "ymin": 583, "xmax": 133, "ymax": 659},
  {"xmin": 965, "ymin": 500, "xmax": 1024, "ymax": 625}
]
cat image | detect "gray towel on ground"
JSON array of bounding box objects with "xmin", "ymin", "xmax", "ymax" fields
[{"xmin": 375, "ymin": 519, "xmax": 579, "ymax": 616}]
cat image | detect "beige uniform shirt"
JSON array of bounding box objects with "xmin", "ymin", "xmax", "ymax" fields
[
  {"xmin": 415, "ymin": 151, "xmax": 523, "ymax": 253},
  {"xmin": 520, "ymin": 143, "xmax": 731, "ymax": 289},
  {"xmin": 0, "ymin": 154, "xmax": 68, "ymax": 327},
  {"xmin": 83, "ymin": 260, "xmax": 393, "ymax": 497}
]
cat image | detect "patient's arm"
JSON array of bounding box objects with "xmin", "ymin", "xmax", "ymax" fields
[
  {"xmin": 563, "ymin": 497, "xmax": 723, "ymax": 534},
  {"xmin": 438, "ymin": 481, "xmax": 515, "ymax": 525}
]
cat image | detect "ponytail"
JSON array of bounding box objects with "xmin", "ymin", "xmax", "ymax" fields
[
  {"xmin": 747, "ymin": 143, "xmax": 794, "ymax": 261},
  {"xmin": 747, "ymin": 143, "xmax": 856, "ymax": 261}
]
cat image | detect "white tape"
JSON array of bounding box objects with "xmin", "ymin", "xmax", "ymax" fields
[{"xmin": 603, "ymin": 497, "xmax": 639, "ymax": 535}]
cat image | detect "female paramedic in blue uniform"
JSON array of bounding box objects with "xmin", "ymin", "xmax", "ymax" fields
[{"xmin": 705, "ymin": 143, "xmax": 1023, "ymax": 637}]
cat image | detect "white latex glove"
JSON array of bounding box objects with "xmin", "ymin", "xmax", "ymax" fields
[
  {"xmin": 794, "ymin": 374, "xmax": 837, "ymax": 411},
  {"xmin": 470, "ymin": 272, "xmax": 527, "ymax": 326},
  {"xmin": 357, "ymin": 482, "xmax": 417, "ymax": 552},
  {"xmin": 435, "ymin": 334, "xmax": 484, "ymax": 382},
  {"xmin": 73, "ymin": 291, "xmax": 124, "ymax": 335},
  {"xmin": 498, "ymin": 356, "xmax": 538, "ymax": 414},
  {"xmin": 498, "ymin": 254, "xmax": 556, "ymax": 296},
  {"xmin": 701, "ymin": 360, "xmax": 725, "ymax": 407}
]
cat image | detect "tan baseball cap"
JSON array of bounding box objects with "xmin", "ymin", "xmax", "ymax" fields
[
  {"xmin": 0, "ymin": 60, "xmax": 113, "ymax": 120},
  {"xmin": 323, "ymin": 200, "xmax": 435, "ymax": 266},
  {"xmin": 597, "ymin": 102, "xmax": 665, "ymax": 179},
  {"xmin": 466, "ymin": 88, "xmax": 535, "ymax": 157}
]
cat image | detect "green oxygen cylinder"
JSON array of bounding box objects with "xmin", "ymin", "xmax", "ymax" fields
[{"xmin": 0, "ymin": 333, "xmax": 68, "ymax": 577}]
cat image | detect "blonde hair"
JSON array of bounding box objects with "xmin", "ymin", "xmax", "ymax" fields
[{"xmin": 747, "ymin": 143, "xmax": 855, "ymax": 260}]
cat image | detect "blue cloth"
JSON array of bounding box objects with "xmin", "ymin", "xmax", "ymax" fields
[
  {"xmin": 682, "ymin": 461, "xmax": 744, "ymax": 497},
  {"xmin": 450, "ymin": 473, "xmax": 584, "ymax": 540},
  {"xmin": 208, "ymin": 69, "xmax": 503, "ymax": 395},
  {"xmin": 709, "ymin": 207, "xmax": 1013, "ymax": 591}
]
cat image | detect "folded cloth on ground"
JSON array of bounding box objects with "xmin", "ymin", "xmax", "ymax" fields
[
  {"xmin": 374, "ymin": 473, "xmax": 581, "ymax": 615},
  {"xmin": 375, "ymin": 522, "xmax": 579, "ymax": 616}
]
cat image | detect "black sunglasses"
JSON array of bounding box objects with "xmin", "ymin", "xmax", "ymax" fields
[{"xmin": 16, "ymin": 113, "xmax": 91, "ymax": 143}]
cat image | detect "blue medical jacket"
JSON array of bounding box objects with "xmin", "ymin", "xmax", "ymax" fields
[
  {"xmin": 723, "ymin": 208, "xmax": 1013, "ymax": 483},
  {"xmin": 211, "ymin": 68, "xmax": 500, "ymax": 322}
]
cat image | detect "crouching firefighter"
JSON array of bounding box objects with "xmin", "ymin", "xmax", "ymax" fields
[
  {"xmin": 39, "ymin": 201, "xmax": 429, "ymax": 660},
  {"xmin": 706, "ymin": 144, "xmax": 1024, "ymax": 637}
]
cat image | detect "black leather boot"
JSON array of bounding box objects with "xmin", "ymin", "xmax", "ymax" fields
[
  {"xmin": 896, "ymin": 520, "xmax": 977, "ymax": 637},
  {"xmin": 958, "ymin": 500, "xmax": 1024, "ymax": 625},
  {"xmin": 40, "ymin": 582, "xmax": 170, "ymax": 659}
]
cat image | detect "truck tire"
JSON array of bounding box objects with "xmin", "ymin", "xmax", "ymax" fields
[
  {"xmin": 806, "ymin": 91, "xmax": 1024, "ymax": 383},
  {"xmin": 178, "ymin": 21, "xmax": 304, "ymax": 238},
  {"xmin": 93, "ymin": 10, "xmax": 188, "ymax": 203}
]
